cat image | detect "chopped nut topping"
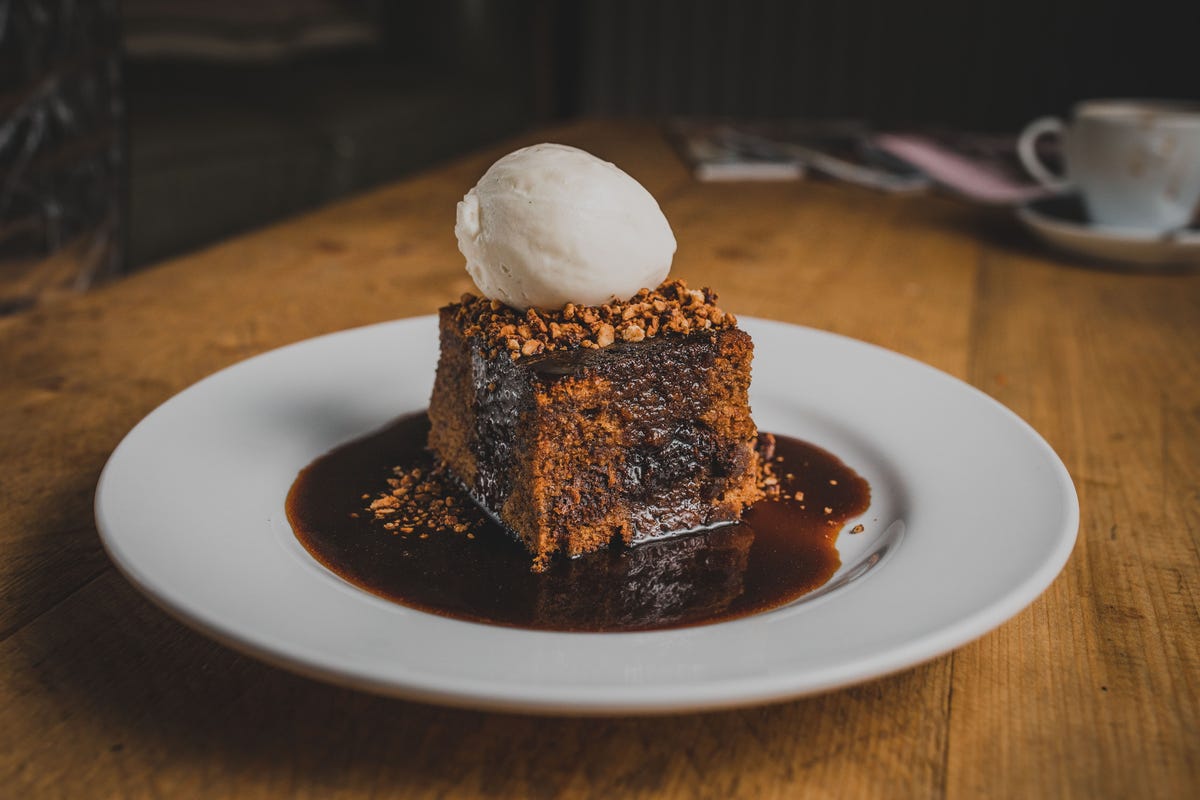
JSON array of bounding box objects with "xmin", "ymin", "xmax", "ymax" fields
[
  {"xmin": 451, "ymin": 280, "xmax": 736, "ymax": 360},
  {"xmin": 758, "ymin": 453, "xmax": 783, "ymax": 499},
  {"xmin": 362, "ymin": 464, "xmax": 485, "ymax": 539},
  {"xmin": 596, "ymin": 323, "xmax": 615, "ymax": 348}
]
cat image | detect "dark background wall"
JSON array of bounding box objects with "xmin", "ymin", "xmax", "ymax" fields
[
  {"xmin": 558, "ymin": 0, "xmax": 1199, "ymax": 129},
  {"xmin": 124, "ymin": 2, "xmax": 541, "ymax": 268},
  {"xmin": 5, "ymin": 0, "xmax": 1198, "ymax": 289}
]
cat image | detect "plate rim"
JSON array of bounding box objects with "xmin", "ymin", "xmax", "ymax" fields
[{"xmin": 95, "ymin": 315, "xmax": 1080, "ymax": 715}]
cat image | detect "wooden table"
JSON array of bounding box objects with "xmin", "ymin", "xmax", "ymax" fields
[{"xmin": 2, "ymin": 121, "xmax": 1197, "ymax": 798}]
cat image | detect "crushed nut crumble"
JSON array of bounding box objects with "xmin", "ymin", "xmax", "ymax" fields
[
  {"xmin": 451, "ymin": 279, "xmax": 736, "ymax": 361},
  {"xmin": 363, "ymin": 464, "xmax": 485, "ymax": 538}
]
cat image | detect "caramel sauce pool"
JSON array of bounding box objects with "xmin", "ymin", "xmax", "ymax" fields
[{"xmin": 287, "ymin": 413, "xmax": 870, "ymax": 632}]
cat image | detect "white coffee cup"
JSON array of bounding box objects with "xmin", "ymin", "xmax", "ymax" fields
[{"xmin": 1018, "ymin": 100, "xmax": 1200, "ymax": 232}]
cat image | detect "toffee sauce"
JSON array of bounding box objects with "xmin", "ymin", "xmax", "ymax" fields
[{"xmin": 287, "ymin": 413, "xmax": 870, "ymax": 632}]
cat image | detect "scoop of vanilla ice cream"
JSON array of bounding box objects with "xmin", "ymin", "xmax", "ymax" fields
[{"xmin": 455, "ymin": 143, "xmax": 676, "ymax": 310}]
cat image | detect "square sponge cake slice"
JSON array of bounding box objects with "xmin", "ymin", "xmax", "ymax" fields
[{"xmin": 427, "ymin": 282, "xmax": 762, "ymax": 570}]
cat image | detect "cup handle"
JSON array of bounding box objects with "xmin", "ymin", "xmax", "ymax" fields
[{"xmin": 1017, "ymin": 116, "xmax": 1071, "ymax": 191}]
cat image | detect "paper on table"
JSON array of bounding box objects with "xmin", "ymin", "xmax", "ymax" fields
[
  {"xmin": 873, "ymin": 133, "xmax": 1053, "ymax": 205},
  {"xmin": 670, "ymin": 122, "xmax": 806, "ymax": 182}
]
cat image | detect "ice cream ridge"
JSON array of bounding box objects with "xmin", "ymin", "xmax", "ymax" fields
[{"xmin": 430, "ymin": 142, "xmax": 763, "ymax": 569}]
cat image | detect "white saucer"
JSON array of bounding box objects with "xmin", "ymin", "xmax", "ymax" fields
[
  {"xmin": 1017, "ymin": 195, "xmax": 1200, "ymax": 267},
  {"xmin": 95, "ymin": 317, "xmax": 1078, "ymax": 715}
]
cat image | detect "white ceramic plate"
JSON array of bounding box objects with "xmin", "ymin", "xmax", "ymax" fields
[
  {"xmin": 96, "ymin": 317, "xmax": 1078, "ymax": 715},
  {"xmin": 1018, "ymin": 194, "xmax": 1200, "ymax": 267}
]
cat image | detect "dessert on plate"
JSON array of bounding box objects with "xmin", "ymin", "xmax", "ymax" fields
[{"xmin": 428, "ymin": 143, "xmax": 763, "ymax": 569}]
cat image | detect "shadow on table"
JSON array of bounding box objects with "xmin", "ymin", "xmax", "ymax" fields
[{"xmin": 938, "ymin": 203, "xmax": 1200, "ymax": 277}]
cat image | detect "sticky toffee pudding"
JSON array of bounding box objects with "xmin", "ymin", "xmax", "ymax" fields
[{"xmin": 285, "ymin": 143, "xmax": 872, "ymax": 631}]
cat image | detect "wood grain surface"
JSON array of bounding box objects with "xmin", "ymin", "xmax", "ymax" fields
[{"xmin": 1, "ymin": 120, "xmax": 1197, "ymax": 799}]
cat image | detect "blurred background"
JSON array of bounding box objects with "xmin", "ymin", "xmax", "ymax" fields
[{"xmin": 2, "ymin": 0, "xmax": 1197, "ymax": 310}]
